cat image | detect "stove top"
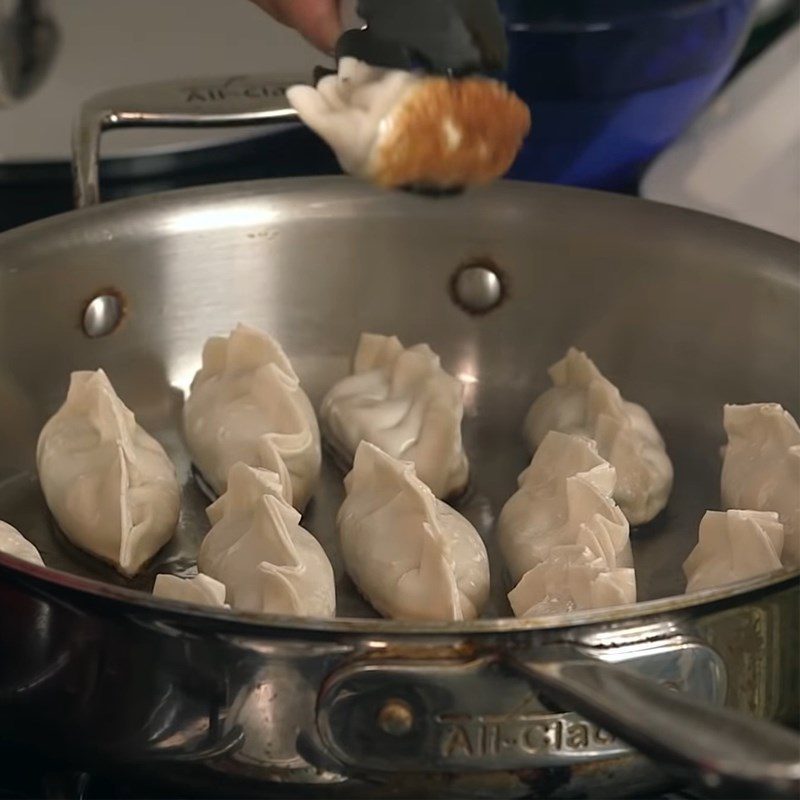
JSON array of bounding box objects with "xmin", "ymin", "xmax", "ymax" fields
[
  {"xmin": 0, "ymin": 125, "xmax": 341, "ymax": 234},
  {"xmin": 0, "ymin": 738, "xmax": 701, "ymax": 800},
  {"xmin": 0, "ymin": 741, "xmax": 184, "ymax": 800}
]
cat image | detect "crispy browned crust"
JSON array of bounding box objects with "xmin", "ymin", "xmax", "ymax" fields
[{"xmin": 370, "ymin": 78, "xmax": 531, "ymax": 189}]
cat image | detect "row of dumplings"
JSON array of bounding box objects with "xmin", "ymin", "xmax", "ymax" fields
[{"xmin": 1, "ymin": 324, "xmax": 797, "ymax": 621}]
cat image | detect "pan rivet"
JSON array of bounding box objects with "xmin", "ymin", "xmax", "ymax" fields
[
  {"xmin": 82, "ymin": 293, "xmax": 123, "ymax": 338},
  {"xmin": 451, "ymin": 260, "xmax": 505, "ymax": 315},
  {"xmin": 377, "ymin": 699, "xmax": 414, "ymax": 736}
]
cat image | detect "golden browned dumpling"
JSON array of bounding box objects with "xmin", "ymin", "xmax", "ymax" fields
[{"xmin": 287, "ymin": 58, "xmax": 530, "ymax": 191}]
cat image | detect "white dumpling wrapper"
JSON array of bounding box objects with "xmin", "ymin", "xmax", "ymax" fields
[
  {"xmin": 683, "ymin": 510, "xmax": 784, "ymax": 593},
  {"xmin": 37, "ymin": 370, "xmax": 180, "ymax": 577},
  {"xmin": 0, "ymin": 521, "xmax": 44, "ymax": 566},
  {"xmin": 509, "ymin": 544, "xmax": 636, "ymax": 618},
  {"xmin": 321, "ymin": 333, "xmax": 468, "ymax": 499},
  {"xmin": 524, "ymin": 348, "xmax": 673, "ymax": 525},
  {"xmin": 287, "ymin": 58, "xmax": 419, "ymax": 180},
  {"xmin": 721, "ymin": 404, "xmax": 800, "ymax": 569},
  {"xmin": 183, "ymin": 324, "xmax": 321, "ymax": 512},
  {"xmin": 198, "ymin": 462, "xmax": 335, "ymax": 618},
  {"xmin": 153, "ymin": 573, "xmax": 228, "ymax": 608},
  {"xmin": 338, "ymin": 442, "xmax": 489, "ymax": 621},
  {"xmin": 498, "ymin": 431, "xmax": 632, "ymax": 586}
]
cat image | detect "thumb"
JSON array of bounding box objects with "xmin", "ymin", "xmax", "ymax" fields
[{"xmin": 253, "ymin": 0, "xmax": 342, "ymax": 54}]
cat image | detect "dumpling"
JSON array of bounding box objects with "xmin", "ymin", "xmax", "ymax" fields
[
  {"xmin": 198, "ymin": 462, "xmax": 335, "ymax": 618},
  {"xmin": 183, "ymin": 324, "xmax": 321, "ymax": 512},
  {"xmin": 338, "ymin": 442, "xmax": 489, "ymax": 621},
  {"xmin": 498, "ymin": 431, "xmax": 632, "ymax": 586},
  {"xmin": 721, "ymin": 404, "xmax": 800, "ymax": 569},
  {"xmin": 199, "ymin": 462, "xmax": 285, "ymax": 574},
  {"xmin": 683, "ymin": 510, "xmax": 784, "ymax": 593},
  {"xmin": 499, "ymin": 432, "xmax": 635, "ymax": 617},
  {"xmin": 509, "ymin": 545, "xmax": 636, "ymax": 618},
  {"xmin": 153, "ymin": 573, "xmax": 228, "ymax": 608},
  {"xmin": 287, "ymin": 57, "xmax": 531, "ymax": 191},
  {"xmin": 37, "ymin": 370, "xmax": 180, "ymax": 577},
  {"xmin": 524, "ymin": 348, "xmax": 673, "ymax": 525},
  {"xmin": 0, "ymin": 521, "xmax": 44, "ymax": 567},
  {"xmin": 321, "ymin": 333, "xmax": 469, "ymax": 499}
]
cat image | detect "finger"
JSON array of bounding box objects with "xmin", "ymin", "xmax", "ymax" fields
[
  {"xmin": 249, "ymin": 0, "xmax": 284, "ymax": 22},
  {"xmin": 282, "ymin": 0, "xmax": 342, "ymax": 53},
  {"xmin": 251, "ymin": 0, "xmax": 342, "ymax": 54}
]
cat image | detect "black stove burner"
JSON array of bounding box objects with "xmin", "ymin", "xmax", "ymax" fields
[
  {"xmin": 0, "ymin": 740, "xmax": 192, "ymax": 800},
  {"xmin": 0, "ymin": 126, "xmax": 341, "ymax": 235},
  {"xmin": 0, "ymin": 737, "xmax": 705, "ymax": 800}
]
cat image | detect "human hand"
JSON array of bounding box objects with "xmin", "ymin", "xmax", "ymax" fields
[{"xmin": 250, "ymin": 0, "xmax": 342, "ymax": 53}]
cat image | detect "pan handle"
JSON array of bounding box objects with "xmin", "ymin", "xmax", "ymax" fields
[
  {"xmin": 316, "ymin": 643, "xmax": 800, "ymax": 798},
  {"xmin": 72, "ymin": 74, "xmax": 302, "ymax": 208},
  {"xmin": 504, "ymin": 646, "xmax": 800, "ymax": 799}
]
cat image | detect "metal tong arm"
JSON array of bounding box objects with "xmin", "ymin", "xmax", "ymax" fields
[
  {"xmin": 506, "ymin": 647, "xmax": 800, "ymax": 799},
  {"xmin": 72, "ymin": 75, "xmax": 301, "ymax": 208}
]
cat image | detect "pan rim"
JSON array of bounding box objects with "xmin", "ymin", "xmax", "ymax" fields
[
  {"xmin": 1, "ymin": 176, "xmax": 799, "ymax": 256},
  {"xmin": 1, "ymin": 553, "xmax": 796, "ymax": 636}
]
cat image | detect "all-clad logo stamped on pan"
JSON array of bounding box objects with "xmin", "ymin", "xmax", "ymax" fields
[
  {"xmin": 436, "ymin": 713, "xmax": 619, "ymax": 761},
  {"xmin": 324, "ymin": 645, "xmax": 723, "ymax": 769},
  {"xmin": 181, "ymin": 77, "xmax": 288, "ymax": 103}
]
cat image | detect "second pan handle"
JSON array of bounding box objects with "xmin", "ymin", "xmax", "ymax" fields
[
  {"xmin": 72, "ymin": 74, "xmax": 303, "ymax": 208},
  {"xmin": 316, "ymin": 643, "xmax": 800, "ymax": 798},
  {"xmin": 506, "ymin": 646, "xmax": 800, "ymax": 799}
]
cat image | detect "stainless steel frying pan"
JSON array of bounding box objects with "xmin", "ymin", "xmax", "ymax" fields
[{"xmin": 0, "ymin": 77, "xmax": 797, "ymax": 799}]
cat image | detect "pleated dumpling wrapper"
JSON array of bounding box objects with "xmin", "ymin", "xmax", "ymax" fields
[
  {"xmin": 509, "ymin": 545, "xmax": 637, "ymax": 618},
  {"xmin": 499, "ymin": 431, "xmax": 633, "ymax": 583},
  {"xmin": 683, "ymin": 510, "xmax": 784, "ymax": 593},
  {"xmin": 0, "ymin": 521, "xmax": 44, "ymax": 566},
  {"xmin": 153, "ymin": 573, "xmax": 228, "ymax": 609},
  {"xmin": 37, "ymin": 370, "xmax": 180, "ymax": 577},
  {"xmin": 287, "ymin": 57, "xmax": 531, "ymax": 191},
  {"xmin": 183, "ymin": 324, "xmax": 321, "ymax": 512},
  {"xmin": 321, "ymin": 333, "xmax": 469, "ymax": 499},
  {"xmin": 524, "ymin": 348, "xmax": 673, "ymax": 526},
  {"xmin": 198, "ymin": 462, "xmax": 335, "ymax": 618},
  {"xmin": 338, "ymin": 442, "xmax": 489, "ymax": 621},
  {"xmin": 499, "ymin": 432, "xmax": 635, "ymax": 618},
  {"xmin": 721, "ymin": 404, "xmax": 800, "ymax": 569}
]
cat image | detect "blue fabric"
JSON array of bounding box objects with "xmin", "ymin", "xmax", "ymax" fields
[{"xmin": 500, "ymin": 0, "xmax": 756, "ymax": 189}]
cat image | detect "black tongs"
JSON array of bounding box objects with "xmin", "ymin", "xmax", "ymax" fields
[
  {"xmin": 335, "ymin": 0, "xmax": 509, "ymax": 77},
  {"xmin": 322, "ymin": 0, "xmax": 510, "ymax": 197}
]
